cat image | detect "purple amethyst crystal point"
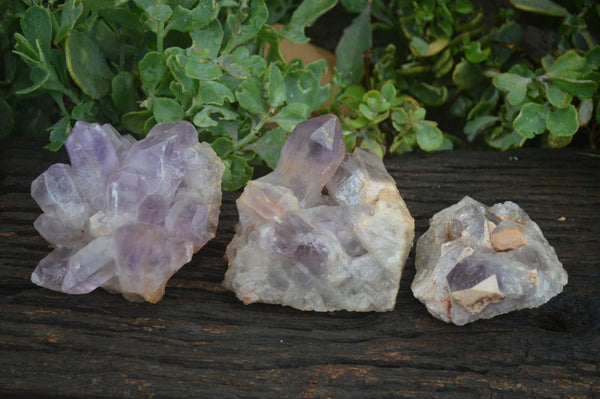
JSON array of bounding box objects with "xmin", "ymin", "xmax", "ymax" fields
[
  {"xmin": 412, "ymin": 196, "xmax": 568, "ymax": 325},
  {"xmin": 263, "ymin": 113, "xmax": 345, "ymax": 207},
  {"xmin": 31, "ymin": 121, "xmax": 224, "ymax": 303},
  {"xmin": 224, "ymin": 115, "xmax": 414, "ymax": 312}
]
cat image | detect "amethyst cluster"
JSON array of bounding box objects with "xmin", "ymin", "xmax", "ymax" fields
[
  {"xmin": 412, "ymin": 196, "xmax": 568, "ymax": 325},
  {"xmin": 224, "ymin": 114, "xmax": 415, "ymax": 311},
  {"xmin": 31, "ymin": 121, "xmax": 224, "ymax": 302}
]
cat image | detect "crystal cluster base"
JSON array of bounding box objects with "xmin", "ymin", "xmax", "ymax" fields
[
  {"xmin": 224, "ymin": 114, "xmax": 415, "ymax": 312},
  {"xmin": 412, "ymin": 196, "xmax": 567, "ymax": 325},
  {"xmin": 31, "ymin": 121, "xmax": 224, "ymax": 303}
]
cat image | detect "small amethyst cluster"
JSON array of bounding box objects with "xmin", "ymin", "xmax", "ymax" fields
[{"xmin": 31, "ymin": 121, "xmax": 224, "ymax": 302}]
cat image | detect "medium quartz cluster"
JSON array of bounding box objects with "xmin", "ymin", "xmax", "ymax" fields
[
  {"xmin": 31, "ymin": 121, "xmax": 224, "ymax": 303},
  {"xmin": 412, "ymin": 196, "xmax": 567, "ymax": 325},
  {"xmin": 224, "ymin": 114, "xmax": 415, "ymax": 312}
]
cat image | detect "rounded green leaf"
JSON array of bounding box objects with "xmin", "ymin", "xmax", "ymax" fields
[
  {"xmin": 545, "ymin": 83, "xmax": 571, "ymax": 108},
  {"xmin": 21, "ymin": 6, "xmax": 52, "ymax": 56},
  {"xmin": 514, "ymin": 102, "xmax": 547, "ymax": 138},
  {"xmin": 551, "ymin": 77, "xmax": 598, "ymax": 99},
  {"xmin": 122, "ymin": 110, "xmax": 152, "ymax": 135},
  {"xmin": 453, "ymin": 61, "xmax": 484, "ymax": 91},
  {"xmin": 138, "ymin": 51, "xmax": 167, "ymax": 95},
  {"xmin": 545, "ymin": 105, "xmax": 578, "ymax": 137},
  {"xmin": 271, "ymin": 103, "xmax": 311, "ymax": 132},
  {"xmin": 493, "ymin": 73, "xmax": 530, "ymax": 105},
  {"xmin": 65, "ymin": 30, "xmax": 114, "ymax": 99},
  {"xmin": 577, "ymin": 98, "xmax": 593, "ymax": 126},
  {"xmin": 195, "ymin": 81, "xmax": 235, "ymax": 106},
  {"xmin": 546, "ymin": 132, "xmax": 573, "ymax": 148},
  {"xmin": 153, "ymin": 97, "xmax": 183, "ymax": 123},
  {"xmin": 210, "ymin": 137, "xmax": 235, "ymax": 158},
  {"xmin": 235, "ymin": 77, "xmax": 266, "ymax": 115},
  {"xmin": 185, "ymin": 58, "xmax": 222, "ymax": 80},
  {"xmin": 145, "ymin": 4, "xmax": 172, "ymax": 22},
  {"xmin": 464, "ymin": 116, "xmax": 499, "ymax": 142},
  {"xmin": 111, "ymin": 72, "xmax": 139, "ymax": 114},
  {"xmin": 416, "ymin": 122, "xmax": 444, "ymax": 152}
]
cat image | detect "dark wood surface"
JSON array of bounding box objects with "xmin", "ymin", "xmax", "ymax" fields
[{"xmin": 1, "ymin": 137, "xmax": 599, "ymax": 398}]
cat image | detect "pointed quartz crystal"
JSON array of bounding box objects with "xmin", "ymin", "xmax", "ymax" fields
[
  {"xmin": 224, "ymin": 115, "xmax": 415, "ymax": 312},
  {"xmin": 31, "ymin": 121, "xmax": 224, "ymax": 303}
]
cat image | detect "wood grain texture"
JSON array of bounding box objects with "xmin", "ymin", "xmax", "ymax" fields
[{"xmin": 1, "ymin": 137, "xmax": 599, "ymax": 398}]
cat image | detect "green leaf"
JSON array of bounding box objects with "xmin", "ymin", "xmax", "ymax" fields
[
  {"xmin": 153, "ymin": 97, "xmax": 183, "ymax": 123},
  {"xmin": 545, "ymin": 105, "xmax": 579, "ymax": 137},
  {"xmin": 335, "ymin": 2, "xmax": 371, "ymax": 83},
  {"xmin": 193, "ymin": 105, "xmax": 238, "ymax": 128},
  {"xmin": 487, "ymin": 130, "xmax": 526, "ymax": 150},
  {"xmin": 248, "ymin": 127, "xmax": 288, "ymax": 169},
  {"xmin": 285, "ymin": 60, "xmax": 329, "ymax": 111},
  {"xmin": 222, "ymin": 155, "xmax": 253, "ymax": 191},
  {"xmin": 16, "ymin": 68, "xmax": 50, "ymax": 95},
  {"xmin": 236, "ymin": 77, "xmax": 266, "ymax": 115},
  {"xmin": 55, "ymin": 0, "xmax": 84, "ymax": 44},
  {"xmin": 138, "ymin": 51, "xmax": 167, "ymax": 95},
  {"xmin": 546, "ymin": 133, "xmax": 572, "ymax": 148},
  {"xmin": 223, "ymin": 0, "xmax": 268, "ymax": 52},
  {"xmin": 281, "ymin": 0, "xmax": 337, "ymax": 43},
  {"xmin": 546, "ymin": 51, "xmax": 587, "ymax": 79},
  {"xmin": 464, "ymin": 41, "xmax": 491, "ymax": 64},
  {"xmin": 544, "ymin": 83, "xmax": 571, "ymax": 108},
  {"xmin": 452, "ymin": 61, "xmax": 484, "ymax": 91},
  {"xmin": 65, "ymin": 30, "xmax": 114, "ymax": 99},
  {"xmin": 185, "ymin": 58, "xmax": 223, "ymax": 80},
  {"xmin": 122, "ymin": 110, "xmax": 152, "ymax": 135},
  {"xmin": 409, "ymin": 37, "xmax": 429, "ymax": 56},
  {"xmin": 359, "ymin": 137, "xmax": 385, "ymax": 158},
  {"xmin": 46, "ymin": 117, "xmax": 71, "ymax": 151},
  {"xmin": 21, "ymin": 6, "xmax": 52, "ymax": 58},
  {"xmin": 514, "ymin": 102, "xmax": 547, "ymax": 138},
  {"xmin": 190, "ymin": 20, "xmax": 223, "ymax": 58},
  {"xmin": 464, "ymin": 115, "xmax": 499, "ymax": 141},
  {"xmin": 509, "ymin": 0, "xmax": 568, "ymax": 16},
  {"xmin": 195, "ymin": 81, "xmax": 235, "ymax": 106},
  {"xmin": 411, "ymin": 82, "xmax": 448, "ymax": 107},
  {"xmin": 210, "ymin": 137, "xmax": 235, "ymax": 157},
  {"xmin": 167, "ymin": 0, "xmax": 219, "ymax": 32},
  {"xmin": 145, "ymin": 4, "xmax": 172, "ymax": 22},
  {"xmin": 416, "ymin": 122, "xmax": 444, "ymax": 152},
  {"xmin": 493, "ymin": 73, "xmax": 530, "ymax": 105},
  {"xmin": 265, "ymin": 63, "xmax": 286, "ymax": 109},
  {"xmin": 455, "ymin": 0, "xmax": 474, "ymax": 14},
  {"xmin": 577, "ymin": 98, "xmax": 594, "ymax": 126},
  {"xmin": 550, "ymin": 78, "xmax": 598, "ymax": 99},
  {"xmin": 13, "ymin": 33, "xmax": 39, "ymax": 65},
  {"xmin": 216, "ymin": 54, "xmax": 250, "ymax": 79},
  {"xmin": 271, "ymin": 103, "xmax": 311, "ymax": 132},
  {"xmin": 111, "ymin": 72, "xmax": 139, "ymax": 114}
]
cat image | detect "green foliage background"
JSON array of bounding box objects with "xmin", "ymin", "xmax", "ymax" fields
[{"xmin": 1, "ymin": 0, "xmax": 599, "ymax": 190}]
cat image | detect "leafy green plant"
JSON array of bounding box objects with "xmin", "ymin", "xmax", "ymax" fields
[
  {"xmin": 334, "ymin": 0, "xmax": 599, "ymax": 150},
  {"xmin": 12, "ymin": 0, "xmax": 333, "ymax": 190}
]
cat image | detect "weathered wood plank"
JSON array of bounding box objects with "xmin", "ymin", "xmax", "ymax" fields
[{"xmin": 1, "ymin": 138, "xmax": 599, "ymax": 398}]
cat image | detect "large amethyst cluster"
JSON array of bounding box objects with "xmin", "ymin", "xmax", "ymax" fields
[
  {"xmin": 31, "ymin": 121, "xmax": 224, "ymax": 302},
  {"xmin": 224, "ymin": 114, "xmax": 415, "ymax": 311}
]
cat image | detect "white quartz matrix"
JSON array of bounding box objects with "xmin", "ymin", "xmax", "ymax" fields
[{"xmin": 412, "ymin": 196, "xmax": 568, "ymax": 325}]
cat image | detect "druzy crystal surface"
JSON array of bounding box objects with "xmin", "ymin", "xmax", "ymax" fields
[
  {"xmin": 224, "ymin": 114, "xmax": 415, "ymax": 312},
  {"xmin": 31, "ymin": 121, "xmax": 224, "ymax": 303},
  {"xmin": 412, "ymin": 196, "xmax": 567, "ymax": 325}
]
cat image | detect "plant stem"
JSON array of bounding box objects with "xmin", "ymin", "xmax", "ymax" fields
[{"xmin": 234, "ymin": 118, "xmax": 267, "ymax": 150}]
